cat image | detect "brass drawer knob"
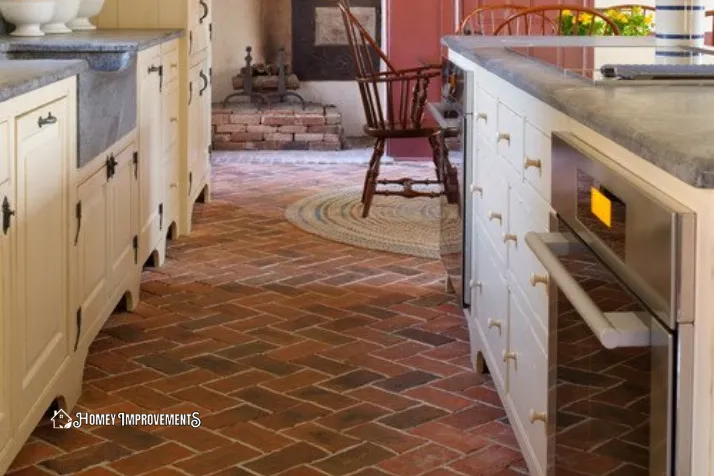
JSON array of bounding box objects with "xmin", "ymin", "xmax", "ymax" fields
[
  {"xmin": 477, "ymin": 112, "xmax": 488, "ymax": 122},
  {"xmin": 503, "ymin": 233, "xmax": 517, "ymax": 244},
  {"xmin": 524, "ymin": 157, "xmax": 542, "ymax": 170},
  {"xmin": 497, "ymin": 132, "xmax": 511, "ymax": 144},
  {"xmin": 530, "ymin": 273, "xmax": 549, "ymax": 287},
  {"xmin": 488, "ymin": 211, "xmax": 502, "ymax": 223},
  {"xmin": 487, "ymin": 318, "xmax": 501, "ymax": 330},
  {"xmin": 503, "ymin": 351, "xmax": 518, "ymax": 363},
  {"xmin": 529, "ymin": 410, "xmax": 547, "ymax": 424}
]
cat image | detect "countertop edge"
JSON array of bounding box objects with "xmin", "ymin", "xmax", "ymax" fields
[
  {"xmin": 442, "ymin": 36, "xmax": 714, "ymax": 189},
  {"xmin": 0, "ymin": 60, "xmax": 87, "ymax": 104},
  {"xmin": 0, "ymin": 29, "xmax": 186, "ymax": 53}
]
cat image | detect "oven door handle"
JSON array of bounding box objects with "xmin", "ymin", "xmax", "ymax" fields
[{"xmin": 525, "ymin": 232, "xmax": 650, "ymax": 349}]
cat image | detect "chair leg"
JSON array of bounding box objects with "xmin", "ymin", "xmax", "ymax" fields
[
  {"xmin": 362, "ymin": 138, "xmax": 385, "ymax": 218},
  {"xmin": 428, "ymin": 131, "xmax": 444, "ymax": 183}
]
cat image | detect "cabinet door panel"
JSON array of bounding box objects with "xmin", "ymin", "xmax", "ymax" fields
[
  {"xmin": 13, "ymin": 97, "xmax": 69, "ymax": 423},
  {"xmin": 109, "ymin": 145, "xmax": 138, "ymax": 294},
  {"xmin": 0, "ymin": 180, "xmax": 12, "ymax": 455},
  {"xmin": 76, "ymin": 166, "xmax": 110, "ymax": 349},
  {"xmin": 138, "ymin": 51, "xmax": 163, "ymax": 265}
]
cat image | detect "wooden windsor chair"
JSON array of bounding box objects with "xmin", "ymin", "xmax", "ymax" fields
[
  {"xmin": 493, "ymin": 5, "xmax": 621, "ymax": 35},
  {"xmin": 338, "ymin": 0, "xmax": 447, "ymax": 218},
  {"xmin": 459, "ymin": 4, "xmax": 529, "ymax": 35}
]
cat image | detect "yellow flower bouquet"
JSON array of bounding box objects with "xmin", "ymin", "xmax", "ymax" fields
[{"xmin": 559, "ymin": 7, "xmax": 654, "ymax": 36}]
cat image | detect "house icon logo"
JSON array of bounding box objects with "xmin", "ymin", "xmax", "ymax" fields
[{"xmin": 50, "ymin": 410, "xmax": 73, "ymax": 429}]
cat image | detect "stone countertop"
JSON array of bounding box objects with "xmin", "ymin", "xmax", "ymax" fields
[
  {"xmin": 0, "ymin": 59, "xmax": 87, "ymax": 103},
  {"xmin": 443, "ymin": 35, "xmax": 714, "ymax": 188},
  {"xmin": 0, "ymin": 29, "xmax": 184, "ymax": 53}
]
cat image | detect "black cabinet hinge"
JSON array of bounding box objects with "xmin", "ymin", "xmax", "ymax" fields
[
  {"xmin": 209, "ymin": 23, "xmax": 213, "ymax": 41},
  {"xmin": 2, "ymin": 196, "xmax": 14, "ymax": 235},
  {"xmin": 133, "ymin": 235, "xmax": 139, "ymax": 264},
  {"xmin": 209, "ymin": 67, "xmax": 213, "ymax": 84},
  {"xmin": 74, "ymin": 201, "xmax": 82, "ymax": 246},
  {"xmin": 133, "ymin": 151, "xmax": 138, "ymax": 179},
  {"xmin": 74, "ymin": 308, "xmax": 82, "ymax": 351},
  {"xmin": 105, "ymin": 155, "xmax": 113, "ymax": 180},
  {"xmin": 188, "ymin": 172, "xmax": 193, "ymax": 196},
  {"xmin": 159, "ymin": 203, "xmax": 164, "ymax": 230}
]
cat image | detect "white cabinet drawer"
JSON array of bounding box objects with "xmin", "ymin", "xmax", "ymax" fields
[
  {"xmin": 472, "ymin": 233, "xmax": 509, "ymax": 390},
  {"xmin": 496, "ymin": 101, "xmax": 524, "ymax": 172},
  {"xmin": 16, "ymin": 97, "xmax": 66, "ymax": 143},
  {"xmin": 478, "ymin": 143, "xmax": 509, "ymax": 264},
  {"xmin": 523, "ymin": 122, "xmax": 552, "ymax": 202},
  {"xmin": 509, "ymin": 183, "xmax": 551, "ymax": 336},
  {"xmin": 508, "ymin": 291, "xmax": 548, "ymax": 476},
  {"xmin": 475, "ymin": 86, "xmax": 497, "ymax": 148}
]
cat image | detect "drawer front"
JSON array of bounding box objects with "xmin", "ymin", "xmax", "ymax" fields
[
  {"xmin": 477, "ymin": 143, "xmax": 508, "ymax": 264},
  {"xmin": 472, "ymin": 233, "xmax": 509, "ymax": 389},
  {"xmin": 509, "ymin": 183, "xmax": 551, "ymax": 336},
  {"xmin": 523, "ymin": 122, "xmax": 552, "ymax": 202},
  {"xmin": 496, "ymin": 102, "xmax": 524, "ymax": 172},
  {"xmin": 508, "ymin": 291, "xmax": 548, "ymax": 476},
  {"xmin": 162, "ymin": 45, "xmax": 180, "ymax": 85},
  {"xmin": 475, "ymin": 86, "xmax": 497, "ymax": 148},
  {"xmin": 0, "ymin": 121, "xmax": 9, "ymax": 185},
  {"xmin": 16, "ymin": 97, "xmax": 66, "ymax": 143},
  {"xmin": 163, "ymin": 81, "xmax": 180, "ymax": 152}
]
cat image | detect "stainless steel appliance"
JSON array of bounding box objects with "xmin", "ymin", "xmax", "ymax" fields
[
  {"xmin": 525, "ymin": 132, "xmax": 695, "ymax": 475},
  {"xmin": 507, "ymin": 45, "xmax": 714, "ymax": 85},
  {"xmin": 430, "ymin": 59, "xmax": 474, "ymax": 309}
]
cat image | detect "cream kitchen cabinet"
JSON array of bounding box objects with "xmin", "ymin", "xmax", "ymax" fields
[
  {"xmin": 74, "ymin": 138, "xmax": 139, "ymax": 351},
  {"xmin": 94, "ymin": 0, "xmax": 214, "ymax": 235},
  {"xmin": 137, "ymin": 46, "xmax": 165, "ymax": 266},
  {"xmin": 163, "ymin": 67, "xmax": 181, "ymax": 236},
  {"xmin": 0, "ymin": 77, "xmax": 79, "ymax": 476}
]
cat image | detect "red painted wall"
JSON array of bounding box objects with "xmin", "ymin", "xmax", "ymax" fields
[{"xmin": 385, "ymin": 0, "xmax": 592, "ymax": 160}]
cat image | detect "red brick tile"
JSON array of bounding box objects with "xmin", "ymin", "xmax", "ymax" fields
[
  {"xmin": 174, "ymin": 442, "xmax": 261, "ymax": 476},
  {"xmin": 92, "ymin": 369, "xmax": 164, "ymax": 392},
  {"xmin": 346, "ymin": 354, "xmax": 412, "ymax": 377},
  {"xmin": 404, "ymin": 386, "xmax": 474, "ymax": 411},
  {"xmin": 155, "ymin": 426, "xmax": 232, "ymax": 451},
  {"xmin": 398, "ymin": 354, "xmax": 464, "ymax": 377},
  {"xmin": 221, "ymin": 422, "xmax": 295, "ymax": 452},
  {"xmin": 347, "ymin": 386, "xmax": 419, "ymax": 411},
  {"xmin": 347, "ymin": 422, "xmax": 425, "ymax": 453},
  {"xmin": 266, "ymin": 339, "xmax": 333, "ymax": 361},
  {"xmin": 379, "ymin": 443, "xmax": 461, "ymax": 474},
  {"xmin": 8, "ymin": 441, "xmax": 61, "ymax": 470},
  {"xmin": 448, "ymin": 445, "xmax": 523, "ymax": 475},
  {"xmin": 411, "ymin": 421, "xmax": 490, "ymax": 453},
  {"xmin": 171, "ymin": 386, "xmax": 240, "ymax": 411},
  {"xmin": 204, "ymin": 369, "xmax": 273, "ymax": 393},
  {"xmin": 109, "ymin": 442, "xmax": 193, "ymax": 475},
  {"xmin": 283, "ymin": 422, "xmax": 360, "ymax": 452},
  {"xmin": 440, "ymin": 404, "xmax": 507, "ymax": 431},
  {"xmin": 244, "ymin": 442, "xmax": 328, "ymax": 475},
  {"xmin": 150, "ymin": 369, "xmax": 219, "ymax": 393},
  {"xmin": 373, "ymin": 341, "xmax": 431, "ymax": 360}
]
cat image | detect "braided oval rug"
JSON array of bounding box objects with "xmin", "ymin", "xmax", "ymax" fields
[{"xmin": 285, "ymin": 185, "xmax": 461, "ymax": 259}]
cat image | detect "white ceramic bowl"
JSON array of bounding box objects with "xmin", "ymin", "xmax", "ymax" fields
[
  {"xmin": 67, "ymin": 0, "xmax": 103, "ymax": 30},
  {"xmin": 43, "ymin": 0, "xmax": 80, "ymax": 33},
  {"xmin": 0, "ymin": 0, "xmax": 56, "ymax": 37}
]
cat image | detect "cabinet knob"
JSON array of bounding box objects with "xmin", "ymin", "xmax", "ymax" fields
[
  {"xmin": 170, "ymin": 117, "xmax": 178, "ymax": 123},
  {"xmin": 488, "ymin": 211, "xmax": 502, "ymax": 224},
  {"xmin": 470, "ymin": 184, "xmax": 483, "ymax": 196},
  {"xmin": 170, "ymin": 183, "xmax": 178, "ymax": 189},
  {"xmin": 487, "ymin": 318, "xmax": 501, "ymax": 331},
  {"xmin": 497, "ymin": 132, "xmax": 511, "ymax": 144},
  {"xmin": 476, "ymin": 112, "xmax": 488, "ymax": 122},
  {"xmin": 529, "ymin": 410, "xmax": 548, "ymax": 424},
  {"xmin": 470, "ymin": 280, "xmax": 482, "ymax": 289},
  {"xmin": 171, "ymin": 63, "xmax": 178, "ymax": 69},
  {"xmin": 503, "ymin": 233, "xmax": 517, "ymax": 244},
  {"xmin": 503, "ymin": 351, "xmax": 518, "ymax": 363},
  {"xmin": 530, "ymin": 273, "xmax": 549, "ymax": 287},
  {"xmin": 524, "ymin": 157, "xmax": 542, "ymax": 170}
]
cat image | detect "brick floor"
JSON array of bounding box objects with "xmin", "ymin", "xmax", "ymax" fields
[{"xmin": 8, "ymin": 158, "xmax": 527, "ymax": 476}]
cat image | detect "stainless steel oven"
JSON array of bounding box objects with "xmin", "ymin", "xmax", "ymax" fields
[
  {"xmin": 526, "ymin": 132, "xmax": 695, "ymax": 475},
  {"xmin": 430, "ymin": 59, "xmax": 473, "ymax": 309}
]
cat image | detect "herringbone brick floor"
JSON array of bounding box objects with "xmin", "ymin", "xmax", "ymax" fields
[{"xmin": 8, "ymin": 157, "xmax": 526, "ymax": 476}]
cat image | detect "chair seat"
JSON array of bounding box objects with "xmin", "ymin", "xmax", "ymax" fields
[{"xmin": 364, "ymin": 124, "xmax": 442, "ymax": 139}]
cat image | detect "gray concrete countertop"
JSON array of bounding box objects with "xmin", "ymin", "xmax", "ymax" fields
[
  {"xmin": 0, "ymin": 29, "xmax": 183, "ymax": 53},
  {"xmin": 0, "ymin": 59, "xmax": 87, "ymax": 103},
  {"xmin": 443, "ymin": 36, "xmax": 714, "ymax": 188}
]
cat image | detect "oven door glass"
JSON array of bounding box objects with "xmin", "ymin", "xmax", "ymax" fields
[{"xmin": 524, "ymin": 223, "xmax": 675, "ymax": 476}]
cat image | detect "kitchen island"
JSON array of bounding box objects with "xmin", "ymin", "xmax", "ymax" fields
[{"xmin": 444, "ymin": 35, "xmax": 714, "ymax": 476}]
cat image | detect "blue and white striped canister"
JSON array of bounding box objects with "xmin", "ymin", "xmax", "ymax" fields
[{"xmin": 655, "ymin": 0, "xmax": 706, "ymax": 47}]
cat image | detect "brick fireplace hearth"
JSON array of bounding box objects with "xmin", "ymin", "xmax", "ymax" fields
[{"xmin": 212, "ymin": 103, "xmax": 345, "ymax": 151}]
